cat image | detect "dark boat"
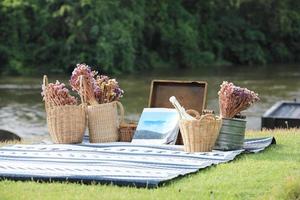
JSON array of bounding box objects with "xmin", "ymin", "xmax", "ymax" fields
[
  {"xmin": 262, "ymin": 101, "xmax": 300, "ymax": 129},
  {"xmin": 0, "ymin": 129, "xmax": 21, "ymax": 142}
]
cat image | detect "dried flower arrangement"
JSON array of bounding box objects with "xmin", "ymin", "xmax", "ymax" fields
[
  {"xmin": 94, "ymin": 75, "xmax": 124, "ymax": 104},
  {"xmin": 42, "ymin": 80, "xmax": 77, "ymax": 107},
  {"xmin": 218, "ymin": 81, "xmax": 259, "ymax": 118},
  {"xmin": 69, "ymin": 63, "xmax": 98, "ymax": 104},
  {"xmin": 70, "ymin": 63, "xmax": 124, "ymax": 105}
]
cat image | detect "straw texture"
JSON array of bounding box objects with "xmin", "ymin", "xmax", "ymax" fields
[
  {"xmin": 179, "ymin": 114, "xmax": 222, "ymax": 152},
  {"xmin": 43, "ymin": 75, "xmax": 86, "ymax": 144},
  {"xmin": 88, "ymin": 101, "xmax": 124, "ymax": 143},
  {"xmin": 119, "ymin": 123, "xmax": 137, "ymax": 142},
  {"xmin": 176, "ymin": 109, "xmax": 200, "ymax": 145},
  {"xmin": 47, "ymin": 105, "xmax": 86, "ymax": 143}
]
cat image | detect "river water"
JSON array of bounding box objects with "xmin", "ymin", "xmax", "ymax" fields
[{"xmin": 0, "ymin": 64, "xmax": 299, "ymax": 140}]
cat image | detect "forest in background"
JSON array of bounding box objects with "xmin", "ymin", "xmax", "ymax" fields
[{"xmin": 0, "ymin": 0, "xmax": 299, "ymax": 75}]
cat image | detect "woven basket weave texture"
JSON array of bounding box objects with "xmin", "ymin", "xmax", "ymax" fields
[
  {"xmin": 43, "ymin": 75, "xmax": 86, "ymax": 144},
  {"xmin": 47, "ymin": 105, "xmax": 86, "ymax": 143},
  {"xmin": 88, "ymin": 101, "xmax": 124, "ymax": 143},
  {"xmin": 179, "ymin": 114, "xmax": 222, "ymax": 152},
  {"xmin": 119, "ymin": 123, "xmax": 137, "ymax": 142}
]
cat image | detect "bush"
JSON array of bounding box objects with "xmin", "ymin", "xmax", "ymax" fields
[{"xmin": 0, "ymin": 0, "xmax": 299, "ymax": 75}]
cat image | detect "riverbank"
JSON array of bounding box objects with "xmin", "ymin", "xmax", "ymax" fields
[{"xmin": 0, "ymin": 129, "xmax": 299, "ymax": 200}]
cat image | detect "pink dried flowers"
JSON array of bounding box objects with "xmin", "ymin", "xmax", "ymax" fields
[
  {"xmin": 70, "ymin": 64, "xmax": 124, "ymax": 105},
  {"xmin": 70, "ymin": 63, "xmax": 98, "ymax": 104},
  {"xmin": 218, "ymin": 81, "xmax": 259, "ymax": 118},
  {"xmin": 42, "ymin": 80, "xmax": 77, "ymax": 107}
]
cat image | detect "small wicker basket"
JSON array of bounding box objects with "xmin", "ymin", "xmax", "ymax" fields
[
  {"xmin": 119, "ymin": 122, "xmax": 137, "ymax": 142},
  {"xmin": 176, "ymin": 109, "xmax": 200, "ymax": 145},
  {"xmin": 179, "ymin": 114, "xmax": 222, "ymax": 152}
]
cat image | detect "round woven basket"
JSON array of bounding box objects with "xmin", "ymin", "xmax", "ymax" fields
[
  {"xmin": 176, "ymin": 109, "xmax": 201, "ymax": 145},
  {"xmin": 43, "ymin": 75, "xmax": 86, "ymax": 144},
  {"xmin": 119, "ymin": 122, "xmax": 137, "ymax": 142},
  {"xmin": 87, "ymin": 101, "xmax": 124, "ymax": 143},
  {"xmin": 179, "ymin": 114, "xmax": 222, "ymax": 152}
]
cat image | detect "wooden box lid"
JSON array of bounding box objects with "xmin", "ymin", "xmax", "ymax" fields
[{"xmin": 148, "ymin": 80, "xmax": 207, "ymax": 113}]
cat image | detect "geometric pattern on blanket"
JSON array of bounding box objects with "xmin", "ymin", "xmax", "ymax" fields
[{"xmin": 0, "ymin": 137, "xmax": 275, "ymax": 188}]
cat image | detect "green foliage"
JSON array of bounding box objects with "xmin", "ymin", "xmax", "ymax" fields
[{"xmin": 0, "ymin": 0, "xmax": 299, "ymax": 75}]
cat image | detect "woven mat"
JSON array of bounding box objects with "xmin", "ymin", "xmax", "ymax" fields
[{"xmin": 0, "ymin": 137, "xmax": 275, "ymax": 188}]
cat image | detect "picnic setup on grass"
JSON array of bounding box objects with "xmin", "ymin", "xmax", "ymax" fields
[{"xmin": 0, "ymin": 64, "xmax": 276, "ymax": 188}]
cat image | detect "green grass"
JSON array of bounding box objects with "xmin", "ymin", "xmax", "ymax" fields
[{"xmin": 0, "ymin": 129, "xmax": 299, "ymax": 200}]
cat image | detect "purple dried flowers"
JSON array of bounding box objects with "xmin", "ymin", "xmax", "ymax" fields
[
  {"xmin": 42, "ymin": 80, "xmax": 77, "ymax": 107},
  {"xmin": 94, "ymin": 75, "xmax": 124, "ymax": 104},
  {"xmin": 70, "ymin": 64, "xmax": 124, "ymax": 105},
  {"xmin": 218, "ymin": 81, "xmax": 259, "ymax": 118}
]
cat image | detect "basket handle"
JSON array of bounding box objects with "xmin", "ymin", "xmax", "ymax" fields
[
  {"xmin": 80, "ymin": 75, "xmax": 98, "ymax": 105},
  {"xmin": 199, "ymin": 113, "xmax": 217, "ymax": 121},
  {"xmin": 42, "ymin": 75, "xmax": 60, "ymax": 109},
  {"xmin": 186, "ymin": 109, "xmax": 201, "ymax": 119},
  {"xmin": 42, "ymin": 75, "xmax": 50, "ymax": 111},
  {"xmin": 79, "ymin": 75, "xmax": 87, "ymax": 106},
  {"xmin": 43, "ymin": 75, "xmax": 48, "ymax": 87},
  {"xmin": 116, "ymin": 101, "xmax": 125, "ymax": 127}
]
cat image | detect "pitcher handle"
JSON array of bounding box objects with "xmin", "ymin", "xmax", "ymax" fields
[
  {"xmin": 116, "ymin": 101, "xmax": 125, "ymax": 127},
  {"xmin": 79, "ymin": 75, "xmax": 87, "ymax": 107},
  {"xmin": 199, "ymin": 113, "xmax": 217, "ymax": 121}
]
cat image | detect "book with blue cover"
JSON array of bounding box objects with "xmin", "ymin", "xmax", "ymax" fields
[{"xmin": 131, "ymin": 108, "xmax": 180, "ymax": 145}]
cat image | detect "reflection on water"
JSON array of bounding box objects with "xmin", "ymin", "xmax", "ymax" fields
[{"xmin": 0, "ymin": 64, "xmax": 299, "ymax": 140}]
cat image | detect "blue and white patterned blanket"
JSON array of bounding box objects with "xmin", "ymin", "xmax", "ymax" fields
[{"xmin": 0, "ymin": 137, "xmax": 275, "ymax": 187}]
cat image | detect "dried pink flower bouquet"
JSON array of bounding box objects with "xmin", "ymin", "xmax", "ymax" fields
[
  {"xmin": 70, "ymin": 63, "xmax": 124, "ymax": 105},
  {"xmin": 42, "ymin": 80, "xmax": 77, "ymax": 107},
  {"xmin": 70, "ymin": 63, "xmax": 98, "ymax": 104},
  {"xmin": 218, "ymin": 81, "xmax": 259, "ymax": 118}
]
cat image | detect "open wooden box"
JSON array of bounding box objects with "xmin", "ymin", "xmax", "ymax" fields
[{"xmin": 148, "ymin": 80, "xmax": 208, "ymax": 144}]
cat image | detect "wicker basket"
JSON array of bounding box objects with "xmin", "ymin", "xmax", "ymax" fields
[
  {"xmin": 43, "ymin": 75, "xmax": 86, "ymax": 144},
  {"xmin": 87, "ymin": 101, "xmax": 124, "ymax": 143},
  {"xmin": 47, "ymin": 105, "xmax": 86, "ymax": 143},
  {"xmin": 119, "ymin": 122, "xmax": 137, "ymax": 142},
  {"xmin": 176, "ymin": 109, "xmax": 200, "ymax": 145},
  {"xmin": 179, "ymin": 114, "xmax": 222, "ymax": 152}
]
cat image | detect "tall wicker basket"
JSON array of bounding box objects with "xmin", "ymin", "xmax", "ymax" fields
[
  {"xmin": 87, "ymin": 101, "xmax": 125, "ymax": 143},
  {"xmin": 47, "ymin": 105, "xmax": 86, "ymax": 143},
  {"xmin": 79, "ymin": 75, "xmax": 125, "ymax": 143},
  {"xmin": 43, "ymin": 75, "xmax": 86, "ymax": 144},
  {"xmin": 179, "ymin": 114, "xmax": 222, "ymax": 152}
]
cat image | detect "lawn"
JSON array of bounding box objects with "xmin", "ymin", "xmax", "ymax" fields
[{"xmin": 0, "ymin": 129, "xmax": 299, "ymax": 200}]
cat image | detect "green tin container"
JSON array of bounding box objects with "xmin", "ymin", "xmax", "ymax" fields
[{"xmin": 214, "ymin": 118, "xmax": 246, "ymax": 151}]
